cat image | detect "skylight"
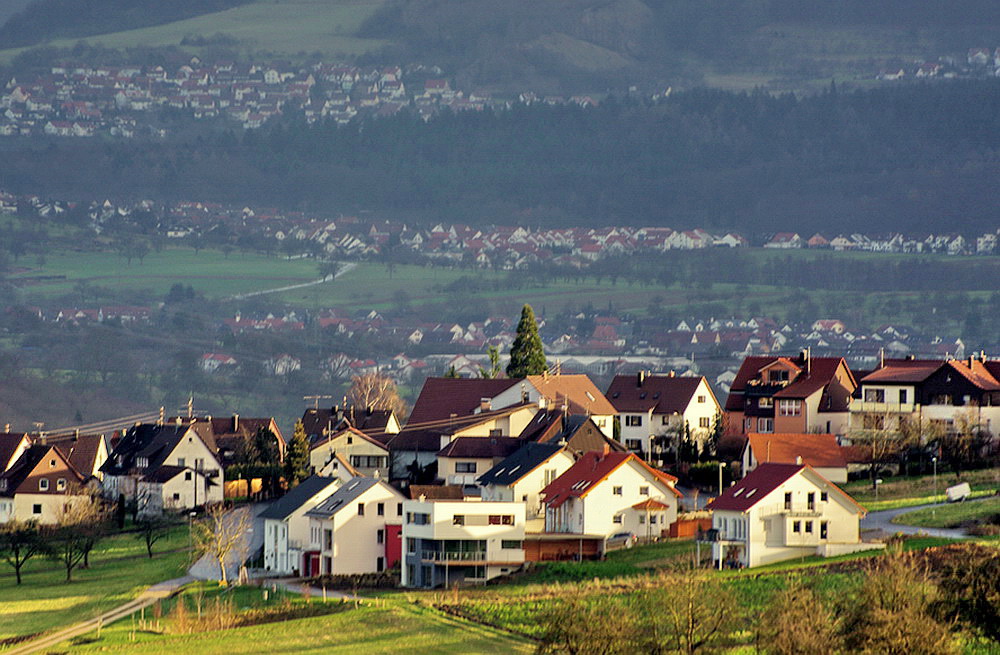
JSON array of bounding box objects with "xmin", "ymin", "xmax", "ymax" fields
[
  {"xmin": 745, "ymin": 489, "xmax": 757, "ymax": 498},
  {"xmin": 571, "ymin": 480, "xmax": 591, "ymax": 491},
  {"xmin": 585, "ymin": 391, "xmax": 595, "ymax": 401},
  {"xmin": 733, "ymin": 488, "xmax": 744, "ymax": 497}
]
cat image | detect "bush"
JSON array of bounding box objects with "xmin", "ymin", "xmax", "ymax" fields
[{"xmin": 309, "ymin": 571, "xmax": 398, "ymax": 590}]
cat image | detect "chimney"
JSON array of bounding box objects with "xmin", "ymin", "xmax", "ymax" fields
[
  {"xmin": 602, "ymin": 443, "xmax": 610, "ymax": 456},
  {"xmin": 879, "ymin": 347, "xmax": 884, "ymax": 368},
  {"xmin": 39, "ymin": 433, "xmax": 46, "ymax": 445},
  {"xmin": 480, "ymin": 397, "xmax": 492, "ymax": 412},
  {"xmin": 74, "ymin": 428, "xmax": 80, "ymax": 441},
  {"xmin": 637, "ymin": 371, "xmax": 646, "ymax": 387},
  {"xmin": 3, "ymin": 424, "xmax": 8, "ymax": 432},
  {"xmin": 233, "ymin": 414, "xmax": 239, "ymax": 432},
  {"xmin": 668, "ymin": 370, "xmax": 675, "ymax": 378},
  {"xmin": 538, "ymin": 396, "xmax": 547, "ymax": 410},
  {"xmin": 795, "ymin": 455, "xmax": 803, "ymax": 465}
]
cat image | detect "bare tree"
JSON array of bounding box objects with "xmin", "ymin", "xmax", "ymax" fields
[
  {"xmin": 639, "ymin": 566, "xmax": 741, "ymax": 655},
  {"xmin": 536, "ymin": 592, "xmax": 637, "ymax": 655},
  {"xmin": 193, "ymin": 503, "xmax": 251, "ymax": 586},
  {"xmin": 348, "ymin": 372, "xmax": 407, "ymax": 417},
  {"xmin": 51, "ymin": 495, "xmax": 106, "ymax": 581},
  {"xmin": 757, "ymin": 580, "xmax": 840, "ymax": 655},
  {"xmin": 848, "ymin": 409, "xmax": 916, "ymax": 490},
  {"xmin": 135, "ymin": 515, "xmax": 172, "ymax": 559},
  {"xmin": 0, "ymin": 520, "xmax": 48, "ymax": 584}
]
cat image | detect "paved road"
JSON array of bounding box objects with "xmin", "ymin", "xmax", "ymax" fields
[
  {"xmin": 5, "ymin": 576, "xmax": 195, "ymax": 655},
  {"xmin": 861, "ymin": 499, "xmax": 988, "ymax": 539}
]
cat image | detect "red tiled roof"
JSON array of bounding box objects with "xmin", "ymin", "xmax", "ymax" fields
[
  {"xmin": 527, "ymin": 375, "xmax": 617, "ymax": 416},
  {"xmin": 710, "ymin": 463, "xmax": 804, "ymax": 511},
  {"xmin": 861, "ymin": 361, "xmax": 941, "ymax": 384},
  {"xmin": 773, "ymin": 358, "xmax": 853, "ymax": 399},
  {"xmin": 407, "ymin": 378, "xmax": 518, "ymax": 424},
  {"xmin": 631, "ymin": 499, "xmax": 670, "ymax": 510},
  {"xmin": 746, "ymin": 433, "xmax": 846, "ymax": 468},
  {"xmin": 605, "ymin": 375, "xmax": 708, "ymax": 414},
  {"xmin": 542, "ymin": 451, "xmax": 680, "ymax": 508}
]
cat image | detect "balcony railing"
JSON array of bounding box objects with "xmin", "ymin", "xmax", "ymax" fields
[{"xmin": 421, "ymin": 550, "xmax": 486, "ymax": 562}]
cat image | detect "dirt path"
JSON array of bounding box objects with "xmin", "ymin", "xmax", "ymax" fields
[{"xmin": 225, "ymin": 262, "xmax": 357, "ymax": 300}]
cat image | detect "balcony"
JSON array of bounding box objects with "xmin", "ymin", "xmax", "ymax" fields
[
  {"xmin": 421, "ymin": 550, "xmax": 487, "ymax": 563},
  {"xmin": 850, "ymin": 401, "xmax": 916, "ymax": 415}
]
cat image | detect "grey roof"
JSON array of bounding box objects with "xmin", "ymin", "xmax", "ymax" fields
[
  {"xmin": 259, "ymin": 475, "xmax": 340, "ymax": 521},
  {"xmin": 477, "ymin": 442, "xmax": 564, "ymax": 487},
  {"xmin": 304, "ymin": 476, "xmax": 381, "ymax": 519}
]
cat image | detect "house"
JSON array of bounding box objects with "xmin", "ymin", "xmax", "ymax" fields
[
  {"xmin": 0, "ymin": 444, "xmax": 90, "ymax": 524},
  {"xmin": 260, "ymin": 476, "xmax": 342, "ymax": 575},
  {"xmin": 101, "ymin": 422, "xmax": 223, "ymax": 514},
  {"xmin": 478, "ymin": 442, "xmax": 577, "ymax": 519},
  {"xmin": 46, "ymin": 433, "xmax": 109, "ymax": 481},
  {"xmin": 605, "ymin": 372, "xmax": 720, "ymax": 464},
  {"xmin": 518, "ymin": 412, "xmax": 624, "ymax": 454},
  {"xmin": 436, "ymin": 437, "xmax": 523, "ymax": 486},
  {"xmin": 763, "ymin": 233, "xmax": 803, "ymax": 249},
  {"xmin": 304, "ymin": 477, "xmax": 406, "ymax": 576},
  {"xmin": 400, "ymin": 498, "xmax": 525, "ymax": 588},
  {"xmin": 849, "ymin": 356, "xmax": 1000, "ymax": 438},
  {"xmin": 709, "ymin": 463, "xmax": 874, "ymax": 568},
  {"xmin": 725, "ymin": 352, "xmax": 857, "ymax": 437},
  {"xmin": 741, "ymin": 433, "xmax": 848, "ymax": 483},
  {"xmin": 300, "ymin": 405, "xmax": 400, "ymax": 444},
  {"xmin": 541, "ymin": 450, "xmax": 681, "ymax": 541},
  {"xmin": 309, "ymin": 427, "xmax": 391, "ymax": 479},
  {"xmin": 0, "ymin": 432, "xmax": 32, "ymax": 473},
  {"xmin": 191, "ymin": 415, "xmax": 285, "ymax": 470}
]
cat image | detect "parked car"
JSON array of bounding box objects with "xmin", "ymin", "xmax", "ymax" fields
[{"xmin": 606, "ymin": 531, "xmax": 636, "ymax": 551}]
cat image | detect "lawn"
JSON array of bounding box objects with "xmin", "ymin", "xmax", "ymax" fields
[
  {"xmin": 0, "ymin": 0, "xmax": 388, "ymax": 63},
  {"xmin": 892, "ymin": 497, "xmax": 1000, "ymax": 529},
  {"xmin": 57, "ymin": 599, "xmax": 532, "ymax": 654},
  {"xmin": 845, "ymin": 468, "xmax": 1000, "ymax": 511},
  {"xmin": 0, "ymin": 526, "xmax": 190, "ymax": 641}
]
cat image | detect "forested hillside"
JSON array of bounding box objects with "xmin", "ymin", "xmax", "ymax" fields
[
  {"xmin": 0, "ymin": 0, "xmax": 253, "ymax": 48},
  {"xmin": 3, "ymin": 80, "xmax": 1000, "ymax": 235}
]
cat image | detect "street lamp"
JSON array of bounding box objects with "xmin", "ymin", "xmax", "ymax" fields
[
  {"xmin": 932, "ymin": 456, "xmax": 938, "ymax": 517},
  {"xmin": 718, "ymin": 462, "xmax": 727, "ymax": 496},
  {"xmin": 874, "ymin": 478, "xmax": 883, "ymax": 500}
]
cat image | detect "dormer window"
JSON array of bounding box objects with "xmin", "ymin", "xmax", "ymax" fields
[
  {"xmin": 137, "ymin": 457, "xmax": 149, "ymax": 469},
  {"xmin": 39, "ymin": 479, "xmax": 49, "ymax": 491},
  {"xmin": 57, "ymin": 478, "xmax": 66, "ymax": 491}
]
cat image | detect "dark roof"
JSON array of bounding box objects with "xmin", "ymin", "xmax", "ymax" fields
[
  {"xmin": 725, "ymin": 355, "xmax": 854, "ymax": 410},
  {"xmin": 0, "ymin": 445, "xmax": 84, "ymax": 496},
  {"xmin": 377, "ymin": 403, "xmax": 537, "ymax": 453},
  {"xmin": 860, "ymin": 361, "xmax": 940, "ymax": 384},
  {"xmin": 259, "ymin": 475, "xmax": 339, "ymax": 520},
  {"xmin": 101, "ymin": 424, "xmax": 193, "ymax": 476},
  {"xmin": 477, "ymin": 442, "xmax": 565, "ymax": 487},
  {"xmin": 301, "ymin": 406, "xmax": 397, "ymax": 443},
  {"xmin": 408, "ymin": 484, "xmax": 464, "ymax": 500},
  {"xmin": 407, "ymin": 378, "xmax": 518, "ymax": 425},
  {"xmin": 773, "ymin": 358, "xmax": 852, "ymax": 399},
  {"xmin": 517, "ymin": 410, "xmax": 563, "ymax": 442},
  {"xmin": 712, "ymin": 462, "xmax": 862, "ymax": 513},
  {"xmin": 46, "ymin": 434, "xmax": 104, "ymax": 476},
  {"xmin": 305, "ymin": 477, "xmax": 382, "ymax": 519},
  {"xmin": 142, "ymin": 464, "xmax": 188, "ymax": 484},
  {"xmin": 745, "ymin": 433, "xmax": 846, "ymax": 468},
  {"xmin": 0, "ymin": 433, "xmax": 28, "ymax": 471},
  {"xmin": 710, "ymin": 463, "xmax": 804, "ymax": 511},
  {"xmin": 436, "ymin": 437, "xmax": 523, "ymax": 459},
  {"xmin": 542, "ymin": 451, "xmax": 679, "ymax": 508},
  {"xmin": 605, "ymin": 374, "xmax": 706, "ymax": 414}
]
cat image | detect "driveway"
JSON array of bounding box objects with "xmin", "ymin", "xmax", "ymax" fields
[{"xmin": 861, "ymin": 500, "xmax": 982, "ymax": 539}]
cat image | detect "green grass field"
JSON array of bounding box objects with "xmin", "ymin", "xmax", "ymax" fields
[
  {"xmin": 0, "ymin": 0, "xmax": 388, "ymax": 63},
  {"xmin": 0, "ymin": 526, "xmax": 190, "ymax": 641},
  {"xmin": 845, "ymin": 468, "xmax": 1000, "ymax": 512},
  {"xmin": 893, "ymin": 497, "xmax": 1000, "ymax": 529},
  {"xmin": 57, "ymin": 600, "xmax": 532, "ymax": 654}
]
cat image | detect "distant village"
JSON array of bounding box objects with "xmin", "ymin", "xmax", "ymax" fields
[{"xmin": 876, "ymin": 45, "xmax": 1000, "ymax": 81}]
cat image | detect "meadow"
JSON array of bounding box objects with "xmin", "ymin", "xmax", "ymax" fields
[
  {"xmin": 0, "ymin": 0, "xmax": 388, "ymax": 63},
  {"xmin": 845, "ymin": 468, "xmax": 1000, "ymax": 512},
  {"xmin": 893, "ymin": 497, "xmax": 1000, "ymax": 529},
  {"xmin": 0, "ymin": 526, "xmax": 190, "ymax": 641}
]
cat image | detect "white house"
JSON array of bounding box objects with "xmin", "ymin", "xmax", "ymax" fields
[
  {"xmin": 478, "ymin": 442, "xmax": 578, "ymax": 520},
  {"xmin": 401, "ymin": 498, "xmax": 525, "ymax": 588},
  {"xmin": 259, "ymin": 476, "xmax": 341, "ymax": 575},
  {"xmin": 605, "ymin": 372, "xmax": 720, "ymax": 463},
  {"xmin": 305, "ymin": 477, "xmax": 405, "ymax": 576},
  {"xmin": 0, "ymin": 444, "xmax": 91, "ymax": 525},
  {"xmin": 309, "ymin": 427, "xmax": 391, "ymax": 479},
  {"xmin": 541, "ymin": 450, "xmax": 681, "ymax": 541},
  {"xmin": 710, "ymin": 462, "xmax": 875, "ymax": 568},
  {"xmin": 136, "ymin": 465, "xmax": 215, "ymax": 517}
]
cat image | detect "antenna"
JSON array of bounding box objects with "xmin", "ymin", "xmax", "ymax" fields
[{"xmin": 303, "ymin": 394, "xmax": 333, "ymax": 410}]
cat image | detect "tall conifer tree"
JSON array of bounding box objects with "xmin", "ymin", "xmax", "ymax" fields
[
  {"xmin": 283, "ymin": 420, "xmax": 311, "ymax": 488},
  {"xmin": 506, "ymin": 304, "xmax": 547, "ymax": 377}
]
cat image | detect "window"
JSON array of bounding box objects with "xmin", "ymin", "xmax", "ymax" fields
[
  {"xmin": 639, "ymin": 515, "xmax": 646, "ymax": 524},
  {"xmin": 662, "ymin": 415, "xmax": 672, "ymax": 425},
  {"xmin": 455, "ymin": 462, "xmax": 477, "ymax": 473},
  {"xmin": 699, "ymin": 416, "xmax": 710, "ymax": 428},
  {"xmin": 899, "ymin": 389, "xmax": 908, "ymax": 404},
  {"xmin": 758, "ymin": 397, "xmax": 773, "ymax": 409},
  {"xmin": 758, "ymin": 418, "xmax": 773, "ymax": 433},
  {"xmin": 407, "ymin": 538, "xmax": 417, "ymax": 554},
  {"xmin": 376, "ymin": 556, "xmax": 384, "ymax": 572},
  {"xmin": 612, "ymin": 486, "xmax": 623, "ymax": 496},
  {"xmin": 820, "ymin": 492, "xmax": 828, "ymax": 502},
  {"xmin": 397, "ymin": 502, "xmax": 403, "ymax": 516},
  {"xmin": 625, "ymin": 415, "xmax": 642, "ymax": 427},
  {"xmin": 639, "ymin": 486, "xmax": 649, "ymax": 496},
  {"xmin": 807, "ymin": 492, "xmax": 815, "ymax": 511},
  {"xmin": 56, "ymin": 478, "xmax": 66, "ymax": 491},
  {"xmin": 177, "ymin": 458, "xmax": 185, "ymax": 467},
  {"xmin": 172, "ymin": 493, "xmax": 180, "ymax": 501},
  {"xmin": 194, "ymin": 458, "xmax": 204, "ymax": 470},
  {"xmin": 544, "ymin": 469, "xmax": 557, "ymax": 485},
  {"xmin": 376, "ymin": 529, "xmax": 384, "ymax": 544},
  {"xmin": 351, "ymin": 455, "xmax": 388, "ymax": 469},
  {"xmin": 357, "ymin": 503, "xmax": 365, "ymax": 516},
  {"xmin": 489, "ymin": 428, "xmax": 503, "ymax": 437},
  {"xmin": 32, "ymin": 504, "xmax": 42, "ymax": 515},
  {"xmin": 39, "ymin": 479, "xmax": 49, "ymax": 491},
  {"xmin": 805, "ymin": 521, "xmax": 813, "ymax": 533},
  {"xmin": 613, "ymin": 514, "xmax": 623, "ymax": 524},
  {"xmin": 697, "ymin": 395, "xmax": 706, "ymax": 403},
  {"xmin": 769, "ymin": 369, "xmax": 789, "ymax": 383},
  {"xmin": 784, "ymin": 492, "xmax": 792, "ymax": 510},
  {"xmin": 501, "ymin": 540, "xmax": 522, "ymax": 549},
  {"xmin": 324, "ymin": 529, "xmax": 333, "ymax": 550},
  {"xmin": 744, "ymin": 418, "xmax": 753, "ymax": 432},
  {"xmin": 625, "ymin": 439, "xmax": 642, "ymax": 451},
  {"xmin": 488, "ymin": 514, "xmax": 514, "ymax": 525},
  {"xmin": 49, "ymin": 459, "xmax": 56, "ymax": 468},
  {"xmin": 453, "ymin": 515, "xmax": 465, "ymax": 525},
  {"xmin": 375, "ymin": 502, "xmax": 384, "ymax": 516},
  {"xmin": 346, "ymin": 436, "xmax": 353, "ymax": 444},
  {"xmin": 185, "ymin": 471, "xmax": 192, "ymax": 481},
  {"xmin": 820, "ymin": 522, "xmax": 828, "ymax": 539},
  {"xmin": 793, "ymin": 520, "xmax": 801, "ymax": 533},
  {"xmin": 864, "ymin": 388, "xmax": 885, "ymax": 403},
  {"xmin": 596, "ymin": 418, "xmax": 607, "ymax": 427},
  {"xmin": 409, "ymin": 512, "xmax": 430, "ymax": 525},
  {"xmin": 778, "ymin": 399, "xmax": 801, "ymax": 417}
]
